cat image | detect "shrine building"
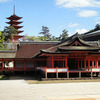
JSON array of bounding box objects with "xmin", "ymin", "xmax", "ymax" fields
[
  {"xmin": 1, "ymin": 33, "xmax": 100, "ymax": 79},
  {"xmin": 1, "ymin": 9, "xmax": 100, "ymax": 79}
]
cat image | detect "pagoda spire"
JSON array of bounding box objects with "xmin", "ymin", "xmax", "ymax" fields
[{"xmin": 13, "ymin": 5, "xmax": 15, "ymax": 15}]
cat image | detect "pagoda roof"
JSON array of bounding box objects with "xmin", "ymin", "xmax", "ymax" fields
[
  {"xmin": 38, "ymin": 33, "xmax": 100, "ymax": 56},
  {"xmin": 6, "ymin": 20, "xmax": 23, "ymax": 24},
  {"xmin": 17, "ymin": 30, "xmax": 24, "ymax": 34},
  {"xmin": 13, "ymin": 34, "xmax": 24, "ymax": 38},
  {"xmin": 13, "ymin": 25, "xmax": 23, "ymax": 29},
  {"xmin": 6, "ymin": 34, "xmax": 24, "ymax": 40},
  {"xmin": 7, "ymin": 14, "xmax": 22, "ymax": 20}
]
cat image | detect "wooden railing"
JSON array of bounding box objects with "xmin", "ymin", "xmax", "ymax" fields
[{"xmin": 40, "ymin": 67, "xmax": 68, "ymax": 73}]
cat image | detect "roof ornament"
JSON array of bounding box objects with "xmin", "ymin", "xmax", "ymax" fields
[
  {"xmin": 72, "ymin": 32, "xmax": 79, "ymax": 39},
  {"xmin": 75, "ymin": 32, "xmax": 79, "ymax": 37},
  {"xmin": 75, "ymin": 32, "xmax": 78, "ymax": 35}
]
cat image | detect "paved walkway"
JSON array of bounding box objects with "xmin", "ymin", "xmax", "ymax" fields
[{"xmin": 0, "ymin": 80, "xmax": 100, "ymax": 100}]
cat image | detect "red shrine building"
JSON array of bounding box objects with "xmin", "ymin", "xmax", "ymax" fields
[
  {"xmin": 1, "ymin": 11, "xmax": 100, "ymax": 79},
  {"xmin": 1, "ymin": 33, "xmax": 100, "ymax": 78}
]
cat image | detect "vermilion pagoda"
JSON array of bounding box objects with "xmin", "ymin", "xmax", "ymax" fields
[{"xmin": 6, "ymin": 8, "xmax": 23, "ymax": 42}]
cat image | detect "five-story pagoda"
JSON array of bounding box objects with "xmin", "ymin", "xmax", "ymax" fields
[{"xmin": 6, "ymin": 6, "xmax": 24, "ymax": 42}]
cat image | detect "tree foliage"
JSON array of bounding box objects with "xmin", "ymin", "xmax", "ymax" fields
[
  {"xmin": 26, "ymin": 35, "xmax": 37, "ymax": 41},
  {"xmin": 84, "ymin": 24, "xmax": 100, "ymax": 35},
  {"xmin": 3, "ymin": 26, "xmax": 17, "ymax": 40},
  {"xmin": 39, "ymin": 26, "xmax": 51, "ymax": 41},
  {"xmin": 0, "ymin": 31, "xmax": 6, "ymax": 50},
  {"xmin": 26, "ymin": 27, "xmax": 69, "ymax": 42},
  {"xmin": 59, "ymin": 29, "xmax": 68, "ymax": 41}
]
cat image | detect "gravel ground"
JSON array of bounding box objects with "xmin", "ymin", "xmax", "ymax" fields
[{"xmin": 0, "ymin": 80, "xmax": 100, "ymax": 100}]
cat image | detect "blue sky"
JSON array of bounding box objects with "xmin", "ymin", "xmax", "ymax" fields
[{"xmin": 0, "ymin": 0, "xmax": 100, "ymax": 37}]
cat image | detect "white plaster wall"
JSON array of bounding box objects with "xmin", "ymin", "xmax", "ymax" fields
[{"xmin": 5, "ymin": 61, "xmax": 13, "ymax": 68}]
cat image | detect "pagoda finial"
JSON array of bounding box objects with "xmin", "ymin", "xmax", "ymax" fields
[{"xmin": 13, "ymin": 5, "xmax": 15, "ymax": 15}]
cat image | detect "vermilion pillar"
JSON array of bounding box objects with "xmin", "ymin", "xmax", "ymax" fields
[
  {"xmin": 65, "ymin": 57, "xmax": 67, "ymax": 68},
  {"xmin": 88, "ymin": 58, "xmax": 90, "ymax": 71},
  {"xmin": 81, "ymin": 59, "xmax": 82, "ymax": 69},
  {"xmin": 52, "ymin": 57, "xmax": 54, "ymax": 68},
  {"xmin": 95, "ymin": 60, "xmax": 98, "ymax": 68},
  {"xmin": 84, "ymin": 59, "xmax": 86, "ymax": 69}
]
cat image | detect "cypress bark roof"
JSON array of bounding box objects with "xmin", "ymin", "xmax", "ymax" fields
[
  {"xmin": 39, "ymin": 33, "xmax": 100, "ymax": 55},
  {"xmin": 15, "ymin": 41, "xmax": 58, "ymax": 58}
]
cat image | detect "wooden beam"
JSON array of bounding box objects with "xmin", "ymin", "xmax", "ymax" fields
[
  {"xmin": 67, "ymin": 72, "xmax": 69, "ymax": 79},
  {"xmin": 56, "ymin": 67, "xmax": 58, "ymax": 78},
  {"xmin": 91, "ymin": 72, "xmax": 93, "ymax": 79},
  {"xmin": 45, "ymin": 72, "xmax": 47, "ymax": 79},
  {"xmin": 79, "ymin": 72, "xmax": 81, "ymax": 78},
  {"xmin": 45, "ymin": 67, "xmax": 47, "ymax": 79}
]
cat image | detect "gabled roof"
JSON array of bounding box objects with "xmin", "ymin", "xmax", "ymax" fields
[
  {"xmin": 82, "ymin": 30, "xmax": 100, "ymax": 41},
  {"xmin": 40, "ymin": 33, "xmax": 100, "ymax": 55}
]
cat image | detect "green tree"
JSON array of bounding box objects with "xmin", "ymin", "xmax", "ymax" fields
[
  {"xmin": 38, "ymin": 36, "xmax": 48, "ymax": 41},
  {"xmin": 39, "ymin": 26, "xmax": 51, "ymax": 41},
  {"xmin": 3, "ymin": 26, "xmax": 17, "ymax": 40},
  {"xmin": 0, "ymin": 31, "xmax": 5, "ymax": 43},
  {"xmin": 51, "ymin": 36, "xmax": 59, "ymax": 41},
  {"xmin": 59, "ymin": 29, "xmax": 68, "ymax": 41},
  {"xmin": 95, "ymin": 24, "xmax": 100, "ymax": 30},
  {"xmin": 26, "ymin": 35, "xmax": 37, "ymax": 41},
  {"xmin": 0, "ymin": 31, "xmax": 6, "ymax": 49}
]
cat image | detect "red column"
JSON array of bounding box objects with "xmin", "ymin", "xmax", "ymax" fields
[
  {"xmin": 52, "ymin": 57, "xmax": 54, "ymax": 68},
  {"xmin": 97, "ymin": 60, "xmax": 98, "ymax": 68},
  {"xmin": 84, "ymin": 59, "xmax": 86, "ymax": 69},
  {"xmin": 81, "ymin": 59, "xmax": 82, "ymax": 69},
  {"xmin": 65, "ymin": 57, "xmax": 67, "ymax": 68},
  {"xmin": 95, "ymin": 60, "xmax": 98, "ymax": 68},
  {"xmin": 88, "ymin": 58, "xmax": 90, "ymax": 71}
]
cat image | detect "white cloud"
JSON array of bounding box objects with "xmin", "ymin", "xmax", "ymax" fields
[
  {"xmin": 68, "ymin": 23, "xmax": 79, "ymax": 27},
  {"xmin": 78, "ymin": 10, "xmax": 98, "ymax": 17},
  {"xmin": 56, "ymin": 0, "xmax": 100, "ymax": 8},
  {"xmin": 75, "ymin": 28, "xmax": 88, "ymax": 34},
  {"xmin": 0, "ymin": 0, "xmax": 10, "ymax": 2}
]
